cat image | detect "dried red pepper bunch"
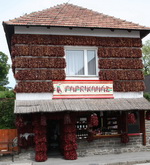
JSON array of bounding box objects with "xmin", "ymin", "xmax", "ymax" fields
[
  {"xmin": 128, "ymin": 113, "xmax": 136, "ymax": 124},
  {"xmin": 146, "ymin": 111, "xmax": 150, "ymax": 120},
  {"xmin": 99, "ymin": 70, "xmax": 144, "ymax": 81},
  {"xmin": 12, "ymin": 34, "xmax": 142, "ymax": 47},
  {"xmin": 113, "ymin": 81, "xmax": 145, "ymax": 92},
  {"xmin": 41, "ymin": 114, "xmax": 47, "ymax": 126},
  {"xmin": 89, "ymin": 113, "xmax": 99, "ymax": 127},
  {"xmin": 64, "ymin": 113, "xmax": 71, "ymax": 125},
  {"xmin": 64, "ymin": 150, "xmax": 77, "ymax": 160},
  {"xmin": 98, "ymin": 47, "xmax": 142, "ymax": 58},
  {"xmin": 15, "ymin": 115, "xmax": 25, "ymax": 128},
  {"xmin": 35, "ymin": 152, "xmax": 47, "ymax": 162}
]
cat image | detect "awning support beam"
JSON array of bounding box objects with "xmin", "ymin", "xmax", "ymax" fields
[{"xmin": 140, "ymin": 110, "xmax": 146, "ymax": 145}]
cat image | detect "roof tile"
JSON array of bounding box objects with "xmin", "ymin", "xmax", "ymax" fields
[{"xmin": 4, "ymin": 3, "xmax": 150, "ymax": 30}]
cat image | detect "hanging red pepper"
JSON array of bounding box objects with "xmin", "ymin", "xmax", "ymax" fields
[
  {"xmin": 15, "ymin": 115, "xmax": 25, "ymax": 128},
  {"xmin": 64, "ymin": 113, "xmax": 71, "ymax": 125},
  {"xmin": 89, "ymin": 113, "xmax": 99, "ymax": 127},
  {"xmin": 128, "ymin": 113, "xmax": 136, "ymax": 124},
  {"xmin": 64, "ymin": 150, "xmax": 77, "ymax": 160},
  {"xmin": 41, "ymin": 114, "xmax": 47, "ymax": 126},
  {"xmin": 146, "ymin": 111, "xmax": 150, "ymax": 120}
]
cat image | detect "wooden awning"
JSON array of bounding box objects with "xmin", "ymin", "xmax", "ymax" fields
[{"xmin": 14, "ymin": 98, "xmax": 150, "ymax": 114}]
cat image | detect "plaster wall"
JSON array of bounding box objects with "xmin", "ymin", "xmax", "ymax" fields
[
  {"xmin": 16, "ymin": 92, "xmax": 143, "ymax": 100},
  {"xmin": 15, "ymin": 26, "xmax": 140, "ymax": 38}
]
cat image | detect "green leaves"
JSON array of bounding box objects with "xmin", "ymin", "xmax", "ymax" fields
[
  {"xmin": 0, "ymin": 99, "xmax": 15, "ymax": 129},
  {"xmin": 144, "ymin": 92, "xmax": 150, "ymax": 102},
  {"xmin": 0, "ymin": 91, "xmax": 16, "ymax": 129},
  {"xmin": 0, "ymin": 51, "xmax": 10, "ymax": 87},
  {"xmin": 0, "ymin": 90, "xmax": 15, "ymax": 99},
  {"xmin": 142, "ymin": 40, "xmax": 150, "ymax": 75}
]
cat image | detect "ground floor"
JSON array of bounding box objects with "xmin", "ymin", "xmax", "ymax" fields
[{"xmin": 15, "ymin": 109, "xmax": 150, "ymax": 162}]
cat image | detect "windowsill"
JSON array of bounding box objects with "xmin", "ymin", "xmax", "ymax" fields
[{"xmin": 66, "ymin": 76, "xmax": 99, "ymax": 80}]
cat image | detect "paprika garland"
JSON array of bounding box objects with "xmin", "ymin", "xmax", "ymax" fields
[
  {"xmin": 98, "ymin": 47, "xmax": 142, "ymax": 58},
  {"xmin": 61, "ymin": 113, "xmax": 78, "ymax": 160},
  {"xmin": 33, "ymin": 114, "xmax": 47, "ymax": 162},
  {"xmin": 11, "ymin": 34, "xmax": 142, "ymax": 47},
  {"xmin": 12, "ymin": 45, "xmax": 64, "ymax": 57},
  {"xmin": 146, "ymin": 111, "xmax": 150, "ymax": 120}
]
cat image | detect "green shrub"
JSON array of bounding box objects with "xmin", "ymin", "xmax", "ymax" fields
[
  {"xmin": 0, "ymin": 99, "xmax": 16, "ymax": 129},
  {"xmin": 0, "ymin": 90, "xmax": 15, "ymax": 99},
  {"xmin": 144, "ymin": 92, "xmax": 150, "ymax": 101},
  {"xmin": 0, "ymin": 90, "xmax": 16, "ymax": 129}
]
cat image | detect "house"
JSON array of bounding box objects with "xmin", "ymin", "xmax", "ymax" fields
[{"xmin": 3, "ymin": 3, "xmax": 150, "ymax": 162}]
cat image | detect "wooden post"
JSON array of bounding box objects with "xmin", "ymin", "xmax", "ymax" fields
[
  {"xmin": 140, "ymin": 110, "xmax": 146, "ymax": 145},
  {"xmin": 121, "ymin": 111, "xmax": 128, "ymax": 133}
]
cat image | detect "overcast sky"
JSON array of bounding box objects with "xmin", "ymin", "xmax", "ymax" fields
[{"xmin": 1, "ymin": 0, "xmax": 150, "ymax": 88}]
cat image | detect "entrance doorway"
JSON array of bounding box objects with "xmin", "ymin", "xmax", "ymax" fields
[{"xmin": 47, "ymin": 120, "xmax": 61, "ymax": 156}]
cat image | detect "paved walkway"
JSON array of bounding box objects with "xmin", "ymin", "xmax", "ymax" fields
[{"xmin": 0, "ymin": 151, "xmax": 150, "ymax": 165}]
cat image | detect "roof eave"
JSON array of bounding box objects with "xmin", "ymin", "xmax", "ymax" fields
[
  {"xmin": 3, "ymin": 22, "xmax": 14, "ymax": 53},
  {"xmin": 140, "ymin": 30, "xmax": 150, "ymax": 39}
]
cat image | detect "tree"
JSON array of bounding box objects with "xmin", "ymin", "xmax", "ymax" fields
[
  {"xmin": 142, "ymin": 40, "xmax": 150, "ymax": 75},
  {"xmin": 144, "ymin": 92, "xmax": 150, "ymax": 102},
  {"xmin": 0, "ymin": 51, "xmax": 10, "ymax": 89}
]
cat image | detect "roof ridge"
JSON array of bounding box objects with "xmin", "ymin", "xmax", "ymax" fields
[{"xmin": 49, "ymin": 3, "xmax": 71, "ymax": 25}]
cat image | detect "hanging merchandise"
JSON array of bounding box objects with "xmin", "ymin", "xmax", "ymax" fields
[
  {"xmin": 63, "ymin": 133, "xmax": 76, "ymax": 144},
  {"xmin": 63, "ymin": 143, "xmax": 77, "ymax": 151},
  {"xmin": 89, "ymin": 113, "xmax": 99, "ymax": 127},
  {"xmin": 146, "ymin": 111, "xmax": 150, "ymax": 120},
  {"xmin": 64, "ymin": 113, "xmax": 71, "ymax": 125},
  {"xmin": 64, "ymin": 150, "xmax": 77, "ymax": 160},
  {"xmin": 33, "ymin": 114, "xmax": 47, "ymax": 162},
  {"xmin": 61, "ymin": 114, "xmax": 78, "ymax": 160},
  {"xmin": 15, "ymin": 115, "xmax": 25, "ymax": 128},
  {"xmin": 15, "ymin": 114, "xmax": 34, "ymax": 149},
  {"xmin": 35, "ymin": 152, "xmax": 48, "ymax": 162},
  {"xmin": 121, "ymin": 133, "xmax": 129, "ymax": 143},
  {"xmin": 41, "ymin": 114, "xmax": 47, "ymax": 126},
  {"xmin": 128, "ymin": 112, "xmax": 136, "ymax": 124},
  {"xmin": 64, "ymin": 125, "xmax": 76, "ymax": 133},
  {"xmin": 35, "ymin": 142, "xmax": 47, "ymax": 152}
]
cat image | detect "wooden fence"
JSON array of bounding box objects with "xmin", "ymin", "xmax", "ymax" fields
[{"xmin": 0, "ymin": 129, "xmax": 18, "ymax": 151}]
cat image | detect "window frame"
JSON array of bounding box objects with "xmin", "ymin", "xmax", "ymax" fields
[{"xmin": 65, "ymin": 46, "xmax": 98, "ymax": 78}]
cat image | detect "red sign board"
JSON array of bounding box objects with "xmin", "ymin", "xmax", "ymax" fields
[{"xmin": 53, "ymin": 80, "xmax": 113, "ymax": 99}]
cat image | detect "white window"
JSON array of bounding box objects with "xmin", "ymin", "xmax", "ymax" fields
[{"xmin": 66, "ymin": 47, "xmax": 98, "ymax": 77}]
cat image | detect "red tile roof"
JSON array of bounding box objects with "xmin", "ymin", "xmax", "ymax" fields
[{"xmin": 4, "ymin": 3, "xmax": 150, "ymax": 30}]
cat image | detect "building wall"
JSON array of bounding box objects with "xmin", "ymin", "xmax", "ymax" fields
[
  {"xmin": 11, "ymin": 27, "xmax": 144, "ymax": 100},
  {"xmin": 77, "ymin": 135, "xmax": 146, "ymax": 157}
]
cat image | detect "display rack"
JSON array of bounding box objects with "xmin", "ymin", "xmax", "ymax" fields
[{"xmin": 76, "ymin": 117, "xmax": 88, "ymax": 139}]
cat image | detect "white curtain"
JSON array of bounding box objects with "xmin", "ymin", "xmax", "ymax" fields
[
  {"xmin": 87, "ymin": 50, "xmax": 96, "ymax": 75},
  {"xmin": 66, "ymin": 50, "xmax": 84, "ymax": 75}
]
